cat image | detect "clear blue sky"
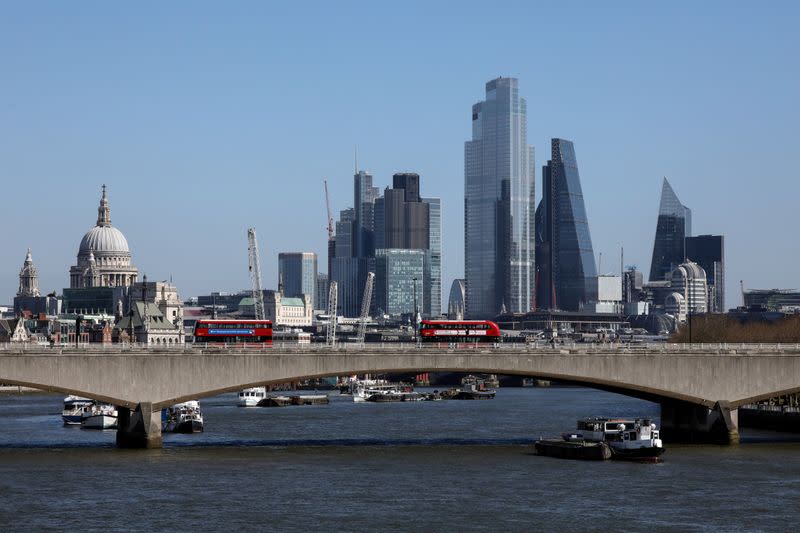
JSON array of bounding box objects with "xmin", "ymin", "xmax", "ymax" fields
[{"xmin": 2, "ymin": 1, "xmax": 798, "ymax": 309}]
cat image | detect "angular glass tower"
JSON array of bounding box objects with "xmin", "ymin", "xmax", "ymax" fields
[
  {"xmin": 464, "ymin": 77, "xmax": 535, "ymax": 318},
  {"xmin": 649, "ymin": 178, "xmax": 692, "ymax": 282},
  {"xmin": 535, "ymin": 139, "xmax": 597, "ymax": 311}
]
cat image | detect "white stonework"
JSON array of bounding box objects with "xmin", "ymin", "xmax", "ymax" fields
[{"xmin": 69, "ymin": 185, "xmax": 139, "ymax": 289}]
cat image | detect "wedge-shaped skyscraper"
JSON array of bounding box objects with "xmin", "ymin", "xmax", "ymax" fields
[
  {"xmin": 649, "ymin": 178, "xmax": 692, "ymax": 282},
  {"xmin": 535, "ymin": 139, "xmax": 597, "ymax": 311}
]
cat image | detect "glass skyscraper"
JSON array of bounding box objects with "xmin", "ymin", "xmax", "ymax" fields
[
  {"xmin": 464, "ymin": 77, "xmax": 535, "ymax": 318},
  {"xmin": 374, "ymin": 249, "xmax": 425, "ymax": 317},
  {"xmin": 649, "ymin": 178, "xmax": 692, "ymax": 282},
  {"xmin": 423, "ymin": 197, "xmax": 441, "ymax": 317},
  {"xmin": 353, "ymin": 170, "xmax": 379, "ymax": 259},
  {"xmin": 278, "ymin": 252, "xmax": 318, "ymax": 309},
  {"xmin": 535, "ymin": 139, "xmax": 597, "ymax": 311}
]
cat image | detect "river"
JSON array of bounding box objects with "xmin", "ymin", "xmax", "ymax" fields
[{"xmin": 0, "ymin": 387, "xmax": 798, "ymax": 532}]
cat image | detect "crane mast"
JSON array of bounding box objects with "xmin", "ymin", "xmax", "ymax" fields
[
  {"xmin": 247, "ymin": 228, "xmax": 266, "ymax": 321},
  {"xmin": 324, "ymin": 180, "xmax": 334, "ymax": 241},
  {"xmin": 356, "ymin": 272, "xmax": 375, "ymax": 345},
  {"xmin": 326, "ymin": 281, "xmax": 338, "ymax": 346}
]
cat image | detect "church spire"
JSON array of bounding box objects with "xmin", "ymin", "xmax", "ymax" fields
[
  {"xmin": 97, "ymin": 184, "xmax": 111, "ymax": 227},
  {"xmin": 17, "ymin": 248, "xmax": 40, "ymax": 298}
]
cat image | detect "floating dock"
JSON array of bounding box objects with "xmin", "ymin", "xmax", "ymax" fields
[
  {"xmin": 258, "ymin": 395, "xmax": 329, "ymax": 407},
  {"xmin": 534, "ymin": 439, "xmax": 612, "ymax": 461}
]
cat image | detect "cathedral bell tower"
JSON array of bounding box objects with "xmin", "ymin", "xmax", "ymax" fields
[{"xmin": 17, "ymin": 249, "xmax": 40, "ymax": 298}]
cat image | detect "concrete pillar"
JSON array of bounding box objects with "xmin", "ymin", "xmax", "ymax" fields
[
  {"xmin": 116, "ymin": 402, "xmax": 162, "ymax": 449},
  {"xmin": 660, "ymin": 400, "xmax": 739, "ymax": 445}
]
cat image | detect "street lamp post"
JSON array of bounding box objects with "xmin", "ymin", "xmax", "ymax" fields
[{"xmin": 412, "ymin": 277, "xmax": 418, "ymax": 342}]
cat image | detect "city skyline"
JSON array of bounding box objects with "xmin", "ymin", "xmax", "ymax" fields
[{"xmin": 2, "ymin": 3, "xmax": 799, "ymax": 308}]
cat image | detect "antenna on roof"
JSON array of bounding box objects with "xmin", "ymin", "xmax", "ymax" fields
[{"xmin": 354, "ymin": 145, "xmax": 359, "ymax": 174}]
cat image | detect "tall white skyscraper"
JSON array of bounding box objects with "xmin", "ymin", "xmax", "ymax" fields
[{"xmin": 464, "ymin": 77, "xmax": 535, "ymax": 318}]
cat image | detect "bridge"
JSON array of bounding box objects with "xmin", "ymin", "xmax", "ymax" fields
[{"xmin": 2, "ymin": 343, "xmax": 800, "ymax": 448}]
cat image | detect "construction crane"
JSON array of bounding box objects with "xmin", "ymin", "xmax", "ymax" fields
[
  {"xmin": 356, "ymin": 272, "xmax": 375, "ymax": 345},
  {"xmin": 324, "ymin": 180, "xmax": 334, "ymax": 241},
  {"xmin": 326, "ymin": 281, "xmax": 338, "ymax": 346},
  {"xmin": 247, "ymin": 228, "xmax": 266, "ymax": 321}
]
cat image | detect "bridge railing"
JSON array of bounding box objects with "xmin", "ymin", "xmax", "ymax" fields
[{"xmin": 2, "ymin": 341, "xmax": 800, "ymax": 355}]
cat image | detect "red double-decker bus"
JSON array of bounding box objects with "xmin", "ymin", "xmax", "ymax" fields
[
  {"xmin": 193, "ymin": 320, "xmax": 273, "ymax": 345},
  {"xmin": 419, "ymin": 320, "xmax": 501, "ymax": 343}
]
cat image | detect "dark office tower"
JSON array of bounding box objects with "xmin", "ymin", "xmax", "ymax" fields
[
  {"xmin": 353, "ymin": 170, "xmax": 379, "ymax": 258},
  {"xmin": 649, "ymin": 178, "xmax": 692, "ymax": 282},
  {"xmin": 381, "ymin": 174, "xmax": 430, "ymax": 250},
  {"xmin": 535, "ymin": 139, "xmax": 597, "ymax": 311},
  {"xmin": 393, "ymin": 173, "xmax": 420, "ymax": 202},
  {"xmin": 685, "ymin": 234, "xmax": 725, "ymax": 312},
  {"xmin": 373, "ymin": 196, "xmax": 385, "ymax": 251},
  {"xmin": 464, "ymin": 77, "xmax": 535, "ymax": 318}
]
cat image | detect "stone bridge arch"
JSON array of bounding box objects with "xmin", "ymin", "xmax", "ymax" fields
[{"xmin": 2, "ymin": 345, "xmax": 800, "ymax": 447}]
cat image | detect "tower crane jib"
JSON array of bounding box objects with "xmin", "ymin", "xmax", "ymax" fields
[{"xmin": 247, "ymin": 228, "xmax": 266, "ymax": 321}]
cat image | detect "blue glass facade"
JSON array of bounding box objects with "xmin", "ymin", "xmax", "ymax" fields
[
  {"xmin": 649, "ymin": 178, "xmax": 692, "ymax": 282},
  {"xmin": 374, "ymin": 249, "xmax": 425, "ymax": 317},
  {"xmin": 535, "ymin": 139, "xmax": 597, "ymax": 311},
  {"xmin": 464, "ymin": 77, "xmax": 535, "ymax": 318}
]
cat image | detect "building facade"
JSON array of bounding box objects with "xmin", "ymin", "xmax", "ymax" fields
[
  {"xmin": 127, "ymin": 280, "xmax": 184, "ymax": 328},
  {"xmin": 278, "ymin": 252, "xmax": 318, "ymax": 310},
  {"xmin": 665, "ymin": 261, "xmax": 708, "ymax": 322},
  {"xmin": 330, "ymin": 207, "xmax": 360, "ymax": 317},
  {"xmin": 464, "ymin": 77, "xmax": 535, "ymax": 318},
  {"xmin": 374, "ymin": 249, "xmax": 424, "ymax": 318},
  {"xmin": 685, "ymin": 234, "xmax": 724, "ymax": 312},
  {"xmin": 649, "ymin": 178, "xmax": 692, "ymax": 282},
  {"xmin": 264, "ymin": 291, "xmax": 313, "ymax": 327},
  {"xmin": 743, "ymin": 289, "xmax": 800, "ymax": 311},
  {"xmin": 316, "ymin": 273, "xmax": 329, "ymax": 311},
  {"xmin": 423, "ymin": 197, "xmax": 442, "ymax": 316},
  {"xmin": 535, "ymin": 139, "xmax": 597, "ymax": 311},
  {"xmin": 353, "ymin": 170, "xmax": 379, "ymax": 259}
]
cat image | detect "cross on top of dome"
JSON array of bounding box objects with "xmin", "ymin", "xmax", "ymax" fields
[{"xmin": 97, "ymin": 184, "xmax": 111, "ymax": 227}]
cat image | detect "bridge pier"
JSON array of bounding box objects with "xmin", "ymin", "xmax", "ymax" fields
[
  {"xmin": 660, "ymin": 400, "xmax": 739, "ymax": 445},
  {"xmin": 116, "ymin": 402, "xmax": 162, "ymax": 449}
]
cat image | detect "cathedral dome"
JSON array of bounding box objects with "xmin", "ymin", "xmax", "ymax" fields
[
  {"xmin": 69, "ymin": 185, "xmax": 139, "ymax": 290},
  {"xmin": 76, "ymin": 184, "xmax": 132, "ymax": 257},
  {"xmin": 79, "ymin": 225, "xmax": 130, "ymax": 256}
]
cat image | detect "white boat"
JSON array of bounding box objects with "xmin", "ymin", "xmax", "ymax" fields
[
  {"xmin": 62, "ymin": 395, "xmax": 94, "ymax": 425},
  {"xmin": 349, "ymin": 379, "xmax": 418, "ymax": 403},
  {"xmin": 80, "ymin": 403, "xmax": 118, "ymax": 430},
  {"xmin": 238, "ymin": 387, "xmax": 267, "ymax": 407},
  {"xmin": 564, "ymin": 417, "xmax": 665, "ymax": 460},
  {"xmin": 163, "ymin": 400, "xmax": 204, "ymax": 433}
]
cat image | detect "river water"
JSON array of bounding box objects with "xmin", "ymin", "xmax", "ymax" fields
[{"xmin": 1, "ymin": 387, "xmax": 799, "ymax": 532}]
